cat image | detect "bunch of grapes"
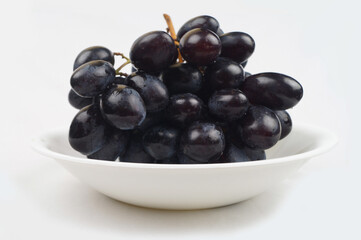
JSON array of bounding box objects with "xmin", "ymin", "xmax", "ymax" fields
[{"xmin": 68, "ymin": 14, "xmax": 303, "ymax": 164}]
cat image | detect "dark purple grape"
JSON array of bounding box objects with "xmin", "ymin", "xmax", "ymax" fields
[
  {"xmin": 101, "ymin": 85, "xmax": 146, "ymax": 130},
  {"xmin": 180, "ymin": 122, "xmax": 225, "ymax": 163},
  {"xmin": 137, "ymin": 111, "xmax": 165, "ymax": 132},
  {"xmin": 130, "ymin": 31, "xmax": 178, "ymax": 73},
  {"xmin": 216, "ymin": 28, "xmax": 224, "ymax": 36},
  {"xmin": 204, "ymin": 58, "xmax": 245, "ymax": 90},
  {"xmin": 119, "ymin": 132, "xmax": 155, "ymax": 163},
  {"xmin": 177, "ymin": 15, "xmax": 220, "ymax": 40},
  {"xmin": 208, "ymin": 89, "xmax": 249, "ymax": 121},
  {"xmin": 220, "ymin": 32, "xmax": 255, "ymax": 63},
  {"xmin": 69, "ymin": 104, "xmax": 107, "ymax": 155},
  {"xmin": 87, "ymin": 128, "xmax": 130, "ymax": 161},
  {"xmin": 241, "ymin": 72, "xmax": 303, "ymax": 110},
  {"xmin": 114, "ymin": 76, "xmax": 128, "ymax": 85},
  {"xmin": 217, "ymin": 143, "xmax": 266, "ymax": 163},
  {"xmin": 73, "ymin": 46, "xmax": 114, "ymax": 70},
  {"xmin": 235, "ymin": 106, "xmax": 281, "ymax": 150},
  {"xmin": 167, "ymin": 93, "xmax": 203, "ymax": 127},
  {"xmin": 126, "ymin": 73, "xmax": 169, "ymax": 112},
  {"xmin": 274, "ymin": 110, "xmax": 292, "ymax": 139},
  {"xmin": 161, "ymin": 63, "xmax": 202, "ymax": 94},
  {"xmin": 241, "ymin": 60, "xmax": 248, "ymax": 68},
  {"xmin": 179, "ymin": 28, "xmax": 221, "ymax": 66},
  {"xmin": 142, "ymin": 125, "xmax": 180, "ymax": 160},
  {"xmin": 68, "ymin": 89, "xmax": 93, "ymax": 109},
  {"xmin": 245, "ymin": 72, "xmax": 252, "ymax": 78},
  {"xmin": 71, "ymin": 60, "xmax": 115, "ymax": 97}
]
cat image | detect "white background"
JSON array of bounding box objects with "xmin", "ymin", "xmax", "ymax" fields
[{"xmin": 1, "ymin": 0, "xmax": 360, "ymax": 239}]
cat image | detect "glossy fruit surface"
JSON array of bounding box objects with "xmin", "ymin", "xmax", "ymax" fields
[
  {"xmin": 101, "ymin": 85, "xmax": 146, "ymax": 130},
  {"xmin": 126, "ymin": 73, "xmax": 169, "ymax": 112},
  {"xmin": 180, "ymin": 122, "xmax": 225, "ymax": 162},
  {"xmin": 177, "ymin": 15, "xmax": 219, "ymax": 40},
  {"xmin": 208, "ymin": 89, "xmax": 249, "ymax": 121},
  {"xmin": 167, "ymin": 93, "xmax": 203, "ymax": 127},
  {"xmin": 220, "ymin": 32, "xmax": 255, "ymax": 63},
  {"xmin": 69, "ymin": 104, "xmax": 107, "ymax": 155},
  {"xmin": 161, "ymin": 63, "xmax": 202, "ymax": 94},
  {"xmin": 204, "ymin": 58, "xmax": 245, "ymax": 90},
  {"xmin": 119, "ymin": 132, "xmax": 155, "ymax": 163},
  {"xmin": 216, "ymin": 28, "xmax": 224, "ymax": 36},
  {"xmin": 143, "ymin": 125, "xmax": 180, "ymax": 160},
  {"xmin": 73, "ymin": 46, "xmax": 114, "ymax": 70},
  {"xmin": 71, "ymin": 60, "xmax": 115, "ymax": 97},
  {"xmin": 68, "ymin": 89, "xmax": 93, "ymax": 109},
  {"xmin": 130, "ymin": 31, "xmax": 178, "ymax": 73},
  {"xmin": 274, "ymin": 110, "xmax": 292, "ymax": 139},
  {"xmin": 87, "ymin": 128, "xmax": 130, "ymax": 161},
  {"xmin": 235, "ymin": 106, "xmax": 281, "ymax": 150},
  {"xmin": 179, "ymin": 28, "xmax": 221, "ymax": 66},
  {"xmin": 241, "ymin": 72, "xmax": 303, "ymax": 110}
]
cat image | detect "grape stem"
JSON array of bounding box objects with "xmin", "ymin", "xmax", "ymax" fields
[
  {"xmin": 114, "ymin": 52, "xmax": 131, "ymax": 75},
  {"xmin": 163, "ymin": 14, "xmax": 183, "ymax": 63}
]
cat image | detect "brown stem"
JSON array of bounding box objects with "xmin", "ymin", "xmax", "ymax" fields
[{"xmin": 163, "ymin": 13, "xmax": 183, "ymax": 63}]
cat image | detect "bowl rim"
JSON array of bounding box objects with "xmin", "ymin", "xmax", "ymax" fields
[{"xmin": 31, "ymin": 123, "xmax": 338, "ymax": 170}]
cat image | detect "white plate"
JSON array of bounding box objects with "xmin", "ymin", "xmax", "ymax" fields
[{"xmin": 31, "ymin": 124, "xmax": 337, "ymax": 210}]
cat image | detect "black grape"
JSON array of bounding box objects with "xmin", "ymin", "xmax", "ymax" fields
[
  {"xmin": 241, "ymin": 72, "xmax": 303, "ymax": 110},
  {"xmin": 220, "ymin": 32, "xmax": 255, "ymax": 63},
  {"xmin": 73, "ymin": 46, "xmax": 114, "ymax": 70},
  {"xmin": 217, "ymin": 143, "xmax": 265, "ymax": 163},
  {"xmin": 137, "ymin": 111, "xmax": 165, "ymax": 132},
  {"xmin": 167, "ymin": 93, "xmax": 204, "ymax": 127},
  {"xmin": 119, "ymin": 132, "xmax": 155, "ymax": 163},
  {"xmin": 71, "ymin": 60, "xmax": 115, "ymax": 97},
  {"xmin": 68, "ymin": 89, "xmax": 93, "ymax": 109},
  {"xmin": 177, "ymin": 15, "xmax": 220, "ymax": 40},
  {"xmin": 142, "ymin": 125, "xmax": 180, "ymax": 160},
  {"xmin": 208, "ymin": 89, "xmax": 249, "ymax": 121},
  {"xmin": 87, "ymin": 128, "xmax": 130, "ymax": 161},
  {"xmin": 274, "ymin": 110, "xmax": 292, "ymax": 139},
  {"xmin": 204, "ymin": 58, "xmax": 245, "ymax": 91},
  {"xmin": 126, "ymin": 73, "xmax": 169, "ymax": 112},
  {"xmin": 179, "ymin": 28, "xmax": 221, "ymax": 66},
  {"xmin": 161, "ymin": 63, "xmax": 202, "ymax": 94},
  {"xmin": 101, "ymin": 85, "xmax": 146, "ymax": 130},
  {"xmin": 179, "ymin": 122, "xmax": 225, "ymax": 163},
  {"xmin": 130, "ymin": 31, "xmax": 178, "ymax": 73},
  {"xmin": 69, "ymin": 104, "xmax": 107, "ymax": 155},
  {"xmin": 235, "ymin": 106, "xmax": 281, "ymax": 150}
]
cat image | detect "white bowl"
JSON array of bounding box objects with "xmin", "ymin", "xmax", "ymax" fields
[{"xmin": 31, "ymin": 124, "xmax": 337, "ymax": 210}]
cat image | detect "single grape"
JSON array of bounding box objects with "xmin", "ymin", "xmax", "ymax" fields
[
  {"xmin": 180, "ymin": 122, "xmax": 225, "ymax": 163},
  {"xmin": 241, "ymin": 72, "xmax": 303, "ymax": 110},
  {"xmin": 274, "ymin": 110, "xmax": 292, "ymax": 139},
  {"xmin": 87, "ymin": 128, "xmax": 130, "ymax": 161},
  {"xmin": 216, "ymin": 28, "xmax": 224, "ymax": 36},
  {"xmin": 142, "ymin": 125, "xmax": 180, "ymax": 160},
  {"xmin": 126, "ymin": 73, "xmax": 169, "ymax": 112},
  {"xmin": 177, "ymin": 15, "xmax": 220, "ymax": 40},
  {"xmin": 119, "ymin": 132, "xmax": 155, "ymax": 163},
  {"xmin": 68, "ymin": 89, "xmax": 93, "ymax": 109},
  {"xmin": 245, "ymin": 72, "xmax": 252, "ymax": 78},
  {"xmin": 161, "ymin": 63, "xmax": 202, "ymax": 94},
  {"xmin": 71, "ymin": 60, "xmax": 115, "ymax": 97},
  {"xmin": 208, "ymin": 89, "xmax": 249, "ymax": 121},
  {"xmin": 69, "ymin": 104, "xmax": 107, "ymax": 155},
  {"xmin": 220, "ymin": 32, "xmax": 255, "ymax": 63},
  {"xmin": 73, "ymin": 46, "xmax": 114, "ymax": 70},
  {"xmin": 235, "ymin": 106, "xmax": 281, "ymax": 150},
  {"xmin": 204, "ymin": 57, "xmax": 245, "ymax": 90},
  {"xmin": 114, "ymin": 76, "xmax": 128, "ymax": 85},
  {"xmin": 130, "ymin": 31, "xmax": 178, "ymax": 73},
  {"xmin": 241, "ymin": 60, "xmax": 248, "ymax": 68},
  {"xmin": 167, "ymin": 93, "xmax": 203, "ymax": 127},
  {"xmin": 179, "ymin": 28, "xmax": 221, "ymax": 66},
  {"xmin": 101, "ymin": 85, "xmax": 146, "ymax": 130}
]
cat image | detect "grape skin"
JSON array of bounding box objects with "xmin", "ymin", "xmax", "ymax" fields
[{"xmin": 73, "ymin": 46, "xmax": 114, "ymax": 70}]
